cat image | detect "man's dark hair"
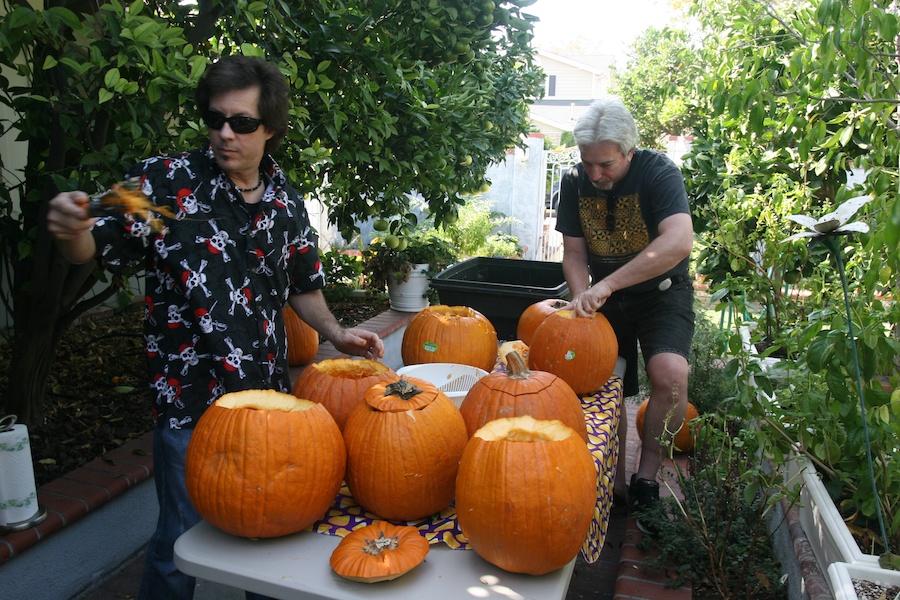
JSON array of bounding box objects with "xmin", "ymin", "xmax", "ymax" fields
[{"xmin": 196, "ymin": 55, "xmax": 290, "ymax": 154}]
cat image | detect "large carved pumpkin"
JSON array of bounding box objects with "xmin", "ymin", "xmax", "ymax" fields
[
  {"xmin": 635, "ymin": 399, "xmax": 699, "ymax": 453},
  {"xmin": 185, "ymin": 390, "xmax": 345, "ymax": 538},
  {"xmin": 401, "ymin": 305, "xmax": 498, "ymax": 372},
  {"xmin": 283, "ymin": 305, "xmax": 319, "ymax": 366},
  {"xmin": 291, "ymin": 358, "xmax": 397, "ymax": 431},
  {"xmin": 516, "ymin": 298, "xmax": 568, "ymax": 346},
  {"xmin": 330, "ymin": 521, "xmax": 430, "ymax": 583},
  {"xmin": 460, "ymin": 351, "xmax": 588, "ymax": 441},
  {"xmin": 343, "ymin": 376, "xmax": 468, "ymax": 521},
  {"xmin": 528, "ymin": 309, "xmax": 618, "ymax": 395},
  {"xmin": 455, "ymin": 416, "xmax": 597, "ymax": 575}
]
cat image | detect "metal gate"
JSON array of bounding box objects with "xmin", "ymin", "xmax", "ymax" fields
[{"xmin": 539, "ymin": 147, "xmax": 580, "ymax": 262}]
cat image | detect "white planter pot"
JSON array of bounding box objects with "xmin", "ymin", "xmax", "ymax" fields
[
  {"xmin": 785, "ymin": 454, "xmax": 886, "ymax": 597},
  {"xmin": 827, "ymin": 562, "xmax": 900, "ymax": 600},
  {"xmin": 387, "ymin": 263, "xmax": 430, "ymax": 312}
]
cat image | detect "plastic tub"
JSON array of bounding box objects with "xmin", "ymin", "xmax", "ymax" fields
[{"xmin": 396, "ymin": 363, "xmax": 488, "ymax": 408}]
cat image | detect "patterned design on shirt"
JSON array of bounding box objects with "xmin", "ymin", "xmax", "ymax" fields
[
  {"xmin": 578, "ymin": 192, "xmax": 649, "ymax": 264},
  {"xmin": 92, "ymin": 147, "xmax": 324, "ymax": 429}
]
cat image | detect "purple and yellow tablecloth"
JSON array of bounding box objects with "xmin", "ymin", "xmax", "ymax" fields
[{"xmin": 309, "ymin": 374, "xmax": 623, "ymax": 564}]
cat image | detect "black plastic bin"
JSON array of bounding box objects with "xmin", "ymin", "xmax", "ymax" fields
[{"xmin": 430, "ymin": 257, "xmax": 570, "ymax": 340}]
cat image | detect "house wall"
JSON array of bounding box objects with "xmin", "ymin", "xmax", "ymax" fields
[
  {"xmin": 537, "ymin": 55, "xmax": 600, "ymax": 99},
  {"xmin": 478, "ymin": 135, "xmax": 547, "ymax": 261}
]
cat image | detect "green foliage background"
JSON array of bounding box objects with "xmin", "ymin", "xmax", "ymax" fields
[{"xmin": 0, "ymin": 0, "xmax": 544, "ymax": 424}]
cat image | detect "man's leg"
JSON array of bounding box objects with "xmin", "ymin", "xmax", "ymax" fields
[
  {"xmin": 139, "ymin": 426, "xmax": 200, "ymax": 600},
  {"xmin": 634, "ymin": 352, "xmax": 689, "ymax": 482}
]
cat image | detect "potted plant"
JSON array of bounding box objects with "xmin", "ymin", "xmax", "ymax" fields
[
  {"xmin": 717, "ymin": 195, "xmax": 900, "ymax": 597},
  {"xmin": 362, "ymin": 215, "xmax": 458, "ymax": 312}
]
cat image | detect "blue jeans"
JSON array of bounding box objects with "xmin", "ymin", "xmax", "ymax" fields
[{"xmin": 138, "ymin": 426, "xmax": 274, "ymax": 600}]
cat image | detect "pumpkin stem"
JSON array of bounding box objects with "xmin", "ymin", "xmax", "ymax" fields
[
  {"xmin": 384, "ymin": 377, "xmax": 423, "ymax": 401},
  {"xmin": 363, "ymin": 531, "xmax": 400, "ymax": 556},
  {"xmin": 504, "ymin": 351, "xmax": 531, "ymax": 379}
]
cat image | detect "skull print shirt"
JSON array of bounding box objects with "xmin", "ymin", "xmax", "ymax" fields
[{"xmin": 91, "ymin": 147, "xmax": 325, "ymax": 430}]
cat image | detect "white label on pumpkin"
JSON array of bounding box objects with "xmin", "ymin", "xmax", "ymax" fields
[
  {"xmin": 565, "ymin": 350, "xmax": 576, "ymax": 361},
  {"xmin": 423, "ymin": 341, "xmax": 438, "ymax": 353}
]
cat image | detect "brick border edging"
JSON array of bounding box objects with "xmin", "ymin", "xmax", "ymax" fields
[
  {"xmin": 0, "ymin": 432, "xmax": 154, "ymax": 565},
  {"xmin": 783, "ymin": 500, "xmax": 832, "ymax": 600},
  {"xmin": 0, "ymin": 308, "xmax": 417, "ymax": 566}
]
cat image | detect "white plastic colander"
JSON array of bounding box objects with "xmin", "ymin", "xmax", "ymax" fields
[{"xmin": 395, "ymin": 363, "xmax": 489, "ymax": 408}]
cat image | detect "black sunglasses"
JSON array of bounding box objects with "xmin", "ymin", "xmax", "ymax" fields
[{"xmin": 203, "ymin": 110, "xmax": 264, "ymax": 134}]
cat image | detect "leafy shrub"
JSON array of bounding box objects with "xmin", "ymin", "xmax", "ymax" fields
[
  {"xmin": 320, "ymin": 249, "xmax": 365, "ymax": 301},
  {"xmin": 434, "ymin": 196, "xmax": 521, "ymax": 259},
  {"xmin": 637, "ymin": 419, "xmax": 793, "ymax": 600}
]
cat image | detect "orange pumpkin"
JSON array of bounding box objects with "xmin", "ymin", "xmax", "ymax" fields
[
  {"xmin": 635, "ymin": 399, "xmax": 699, "ymax": 453},
  {"xmin": 528, "ymin": 309, "xmax": 619, "ymax": 395},
  {"xmin": 461, "ymin": 351, "xmax": 588, "ymax": 441},
  {"xmin": 516, "ymin": 298, "xmax": 568, "ymax": 345},
  {"xmin": 330, "ymin": 522, "xmax": 430, "ymax": 583},
  {"xmin": 185, "ymin": 390, "xmax": 345, "ymax": 538},
  {"xmin": 455, "ymin": 416, "xmax": 597, "ymax": 575},
  {"xmin": 401, "ymin": 305, "xmax": 498, "ymax": 372},
  {"xmin": 291, "ymin": 358, "xmax": 397, "ymax": 431},
  {"xmin": 283, "ymin": 305, "xmax": 319, "ymax": 366},
  {"xmin": 497, "ymin": 339, "xmax": 529, "ymax": 368},
  {"xmin": 343, "ymin": 376, "xmax": 468, "ymax": 520}
]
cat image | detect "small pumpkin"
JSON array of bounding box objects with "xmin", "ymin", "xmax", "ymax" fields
[
  {"xmin": 516, "ymin": 298, "xmax": 568, "ymax": 346},
  {"xmin": 497, "ymin": 339, "xmax": 529, "ymax": 368},
  {"xmin": 461, "ymin": 351, "xmax": 587, "ymax": 441},
  {"xmin": 291, "ymin": 358, "xmax": 397, "ymax": 431},
  {"xmin": 283, "ymin": 305, "xmax": 319, "ymax": 366},
  {"xmin": 455, "ymin": 416, "xmax": 597, "ymax": 575},
  {"xmin": 330, "ymin": 521, "xmax": 430, "ymax": 583},
  {"xmin": 401, "ymin": 305, "xmax": 498, "ymax": 372},
  {"xmin": 635, "ymin": 399, "xmax": 699, "ymax": 453},
  {"xmin": 528, "ymin": 309, "xmax": 619, "ymax": 395},
  {"xmin": 343, "ymin": 376, "xmax": 468, "ymax": 520},
  {"xmin": 185, "ymin": 390, "xmax": 345, "ymax": 538}
]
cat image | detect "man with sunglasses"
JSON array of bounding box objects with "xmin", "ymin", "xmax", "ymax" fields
[
  {"xmin": 555, "ymin": 97, "xmax": 695, "ymax": 536},
  {"xmin": 47, "ymin": 55, "xmax": 384, "ymax": 600}
]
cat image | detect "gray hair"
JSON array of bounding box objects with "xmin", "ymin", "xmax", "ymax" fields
[{"xmin": 573, "ymin": 97, "xmax": 639, "ymax": 155}]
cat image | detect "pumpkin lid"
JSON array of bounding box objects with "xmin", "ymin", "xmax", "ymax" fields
[
  {"xmin": 364, "ymin": 376, "xmax": 445, "ymax": 412},
  {"xmin": 330, "ymin": 521, "xmax": 430, "ymax": 583}
]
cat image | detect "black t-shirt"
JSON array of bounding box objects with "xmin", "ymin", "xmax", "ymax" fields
[{"xmin": 555, "ymin": 149, "xmax": 690, "ymax": 292}]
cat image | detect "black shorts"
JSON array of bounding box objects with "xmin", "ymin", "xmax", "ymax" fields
[{"xmin": 600, "ymin": 275, "xmax": 695, "ymax": 397}]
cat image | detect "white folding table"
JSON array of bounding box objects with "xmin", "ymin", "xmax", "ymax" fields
[{"xmin": 174, "ymin": 519, "xmax": 575, "ymax": 600}]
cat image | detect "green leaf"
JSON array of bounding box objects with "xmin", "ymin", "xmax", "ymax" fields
[
  {"xmin": 42, "ymin": 55, "xmax": 58, "ymax": 70},
  {"xmin": 45, "ymin": 7, "xmax": 81, "ymax": 31},
  {"xmin": 838, "ymin": 125, "xmax": 853, "ymax": 146},
  {"xmin": 806, "ymin": 337, "xmax": 833, "ymax": 372},
  {"xmin": 104, "ymin": 68, "xmax": 121, "ymax": 89},
  {"xmin": 98, "ymin": 88, "xmax": 114, "ymax": 104}
]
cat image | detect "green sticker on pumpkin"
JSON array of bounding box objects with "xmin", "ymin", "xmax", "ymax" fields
[
  {"xmin": 565, "ymin": 350, "xmax": 576, "ymax": 361},
  {"xmin": 423, "ymin": 341, "xmax": 438, "ymax": 353}
]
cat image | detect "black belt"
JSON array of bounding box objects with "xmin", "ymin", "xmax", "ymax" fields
[{"xmin": 616, "ymin": 272, "xmax": 691, "ymax": 295}]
